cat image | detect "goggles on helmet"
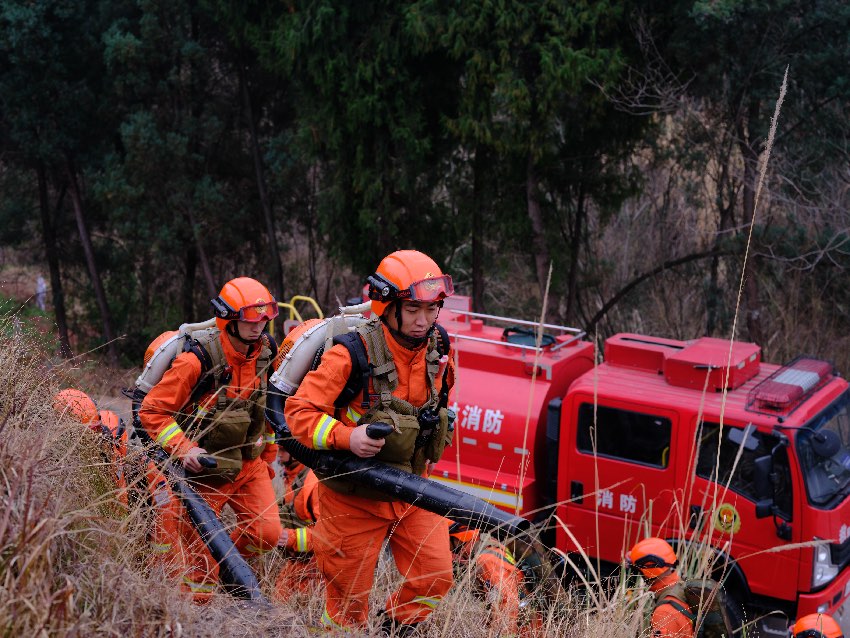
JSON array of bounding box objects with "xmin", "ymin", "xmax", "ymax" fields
[
  {"xmin": 625, "ymin": 553, "xmax": 678, "ymax": 573},
  {"xmin": 367, "ymin": 273, "xmax": 454, "ymax": 304},
  {"xmin": 795, "ymin": 632, "xmax": 843, "ymax": 638},
  {"xmin": 211, "ymin": 297, "xmax": 279, "ymax": 323}
]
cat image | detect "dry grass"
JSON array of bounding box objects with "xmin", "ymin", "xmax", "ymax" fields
[
  {"xmin": 0, "ymin": 311, "xmax": 675, "ymax": 637},
  {"xmin": 1, "ymin": 297, "xmax": 801, "ymax": 638}
]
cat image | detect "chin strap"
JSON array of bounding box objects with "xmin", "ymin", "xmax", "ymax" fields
[
  {"xmin": 382, "ymin": 301, "xmax": 443, "ymax": 349},
  {"xmin": 226, "ymin": 321, "xmax": 261, "ymax": 346}
]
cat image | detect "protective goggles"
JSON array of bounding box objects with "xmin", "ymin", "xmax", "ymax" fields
[
  {"xmin": 367, "ymin": 273, "xmax": 454, "ymax": 303},
  {"xmin": 794, "ymin": 631, "xmax": 844, "ymax": 638},
  {"xmin": 625, "ymin": 553, "xmax": 678, "ymax": 573},
  {"xmin": 211, "ymin": 297, "xmax": 279, "ymax": 322}
]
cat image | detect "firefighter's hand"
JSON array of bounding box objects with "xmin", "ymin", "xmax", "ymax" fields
[
  {"xmin": 277, "ymin": 528, "xmax": 290, "ymax": 549},
  {"xmin": 350, "ymin": 425, "xmax": 385, "ymax": 458},
  {"xmin": 183, "ymin": 446, "xmax": 208, "ymax": 473}
]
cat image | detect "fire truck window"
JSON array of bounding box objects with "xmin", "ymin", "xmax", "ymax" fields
[
  {"xmin": 696, "ymin": 423, "xmax": 792, "ymax": 518},
  {"xmin": 576, "ymin": 403, "xmax": 672, "ymax": 468}
]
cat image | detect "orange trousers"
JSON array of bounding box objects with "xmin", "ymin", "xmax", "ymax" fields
[
  {"xmin": 144, "ymin": 461, "xmax": 183, "ymax": 576},
  {"xmin": 313, "ymin": 484, "xmax": 453, "ymax": 629},
  {"xmin": 177, "ymin": 457, "xmax": 282, "ymax": 599}
]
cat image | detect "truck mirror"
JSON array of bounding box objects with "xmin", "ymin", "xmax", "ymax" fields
[
  {"xmin": 754, "ymin": 499, "xmax": 774, "ymax": 519},
  {"xmin": 728, "ymin": 424, "xmax": 759, "ymax": 451},
  {"xmin": 753, "ymin": 454, "xmax": 773, "ymax": 502}
]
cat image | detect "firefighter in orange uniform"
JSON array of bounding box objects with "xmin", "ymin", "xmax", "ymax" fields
[
  {"xmin": 449, "ymin": 523, "xmax": 527, "ymax": 637},
  {"xmin": 286, "ymin": 250, "xmax": 455, "ymax": 633},
  {"xmin": 53, "ymin": 389, "xmax": 184, "ymax": 571},
  {"xmin": 791, "ymin": 614, "xmax": 844, "ymax": 638},
  {"xmin": 140, "ymin": 277, "xmax": 282, "ymax": 601},
  {"xmin": 627, "ymin": 538, "xmax": 694, "ymax": 638},
  {"xmin": 53, "ymin": 389, "xmax": 129, "ymax": 505},
  {"xmin": 273, "ymin": 447, "xmax": 321, "ymax": 600}
]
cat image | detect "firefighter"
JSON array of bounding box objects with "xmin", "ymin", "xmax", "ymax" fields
[
  {"xmin": 53, "ymin": 389, "xmax": 184, "ymax": 571},
  {"xmin": 627, "ymin": 537, "xmax": 694, "ymax": 638},
  {"xmin": 449, "ymin": 523, "xmax": 527, "ymax": 637},
  {"xmin": 273, "ymin": 447, "xmax": 321, "ymax": 600},
  {"xmin": 139, "ymin": 277, "xmax": 282, "ymax": 602},
  {"xmin": 286, "ymin": 249, "xmax": 455, "ymax": 633},
  {"xmin": 52, "ymin": 389, "xmax": 129, "ymax": 505},
  {"xmin": 791, "ymin": 614, "xmax": 844, "ymax": 638}
]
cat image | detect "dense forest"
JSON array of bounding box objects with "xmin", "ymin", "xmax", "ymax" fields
[{"xmin": 2, "ymin": 0, "xmax": 849, "ymax": 370}]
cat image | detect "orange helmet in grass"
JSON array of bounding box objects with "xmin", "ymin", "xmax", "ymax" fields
[
  {"xmin": 627, "ymin": 537, "xmax": 678, "ymax": 580},
  {"xmin": 210, "ymin": 277, "xmax": 278, "ymax": 333},
  {"xmin": 53, "ymin": 389, "xmax": 99, "ymax": 427},
  {"xmin": 792, "ymin": 614, "xmax": 844, "ymax": 638},
  {"xmin": 366, "ymin": 250, "xmax": 454, "ymax": 318}
]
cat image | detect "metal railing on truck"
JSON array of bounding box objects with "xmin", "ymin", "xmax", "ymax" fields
[{"xmin": 446, "ymin": 309, "xmax": 586, "ymax": 353}]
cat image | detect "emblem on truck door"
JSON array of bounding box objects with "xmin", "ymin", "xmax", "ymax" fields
[{"xmin": 713, "ymin": 503, "xmax": 741, "ymax": 534}]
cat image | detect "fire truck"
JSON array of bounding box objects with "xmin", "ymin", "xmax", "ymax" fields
[{"xmin": 430, "ymin": 294, "xmax": 850, "ymax": 635}]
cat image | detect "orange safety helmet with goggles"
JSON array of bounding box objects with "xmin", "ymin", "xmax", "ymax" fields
[
  {"xmin": 627, "ymin": 537, "xmax": 679, "ymax": 580},
  {"xmin": 211, "ymin": 277, "xmax": 279, "ymax": 330},
  {"xmin": 792, "ymin": 614, "xmax": 844, "ymax": 638},
  {"xmin": 367, "ymin": 250, "xmax": 454, "ymax": 317}
]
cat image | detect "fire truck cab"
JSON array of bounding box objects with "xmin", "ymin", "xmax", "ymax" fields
[{"xmin": 432, "ymin": 296, "xmax": 850, "ymax": 633}]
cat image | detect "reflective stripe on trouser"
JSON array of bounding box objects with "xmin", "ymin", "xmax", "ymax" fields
[
  {"xmin": 313, "ymin": 483, "xmax": 453, "ymax": 628},
  {"xmin": 176, "ymin": 457, "xmax": 282, "ymax": 595}
]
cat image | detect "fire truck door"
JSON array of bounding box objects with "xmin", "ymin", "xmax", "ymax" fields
[
  {"xmin": 689, "ymin": 420, "xmax": 800, "ymax": 603},
  {"xmin": 561, "ymin": 399, "xmax": 680, "ymax": 565}
]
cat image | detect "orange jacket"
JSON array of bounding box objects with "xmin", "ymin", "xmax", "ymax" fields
[
  {"xmin": 286, "ymin": 323, "xmax": 453, "ymax": 454},
  {"xmin": 140, "ymin": 331, "xmax": 278, "ymax": 462},
  {"xmin": 650, "ymin": 575, "xmax": 695, "ymax": 638}
]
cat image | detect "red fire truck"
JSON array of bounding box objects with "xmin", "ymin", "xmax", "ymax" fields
[{"xmin": 431, "ymin": 295, "xmax": 850, "ymax": 635}]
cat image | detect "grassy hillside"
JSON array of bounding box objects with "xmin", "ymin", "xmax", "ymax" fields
[{"xmin": 0, "ymin": 313, "xmax": 752, "ymax": 638}]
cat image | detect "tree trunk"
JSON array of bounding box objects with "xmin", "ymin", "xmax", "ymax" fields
[
  {"xmin": 186, "ymin": 206, "xmax": 217, "ymax": 298},
  {"xmin": 471, "ymin": 146, "xmax": 486, "ymax": 313},
  {"xmin": 737, "ymin": 98, "xmax": 765, "ymax": 346},
  {"xmin": 36, "ymin": 162, "xmax": 72, "ymax": 358},
  {"xmin": 526, "ymin": 154, "xmax": 550, "ymax": 298},
  {"xmin": 239, "ymin": 62, "xmax": 285, "ymax": 302},
  {"xmin": 565, "ymin": 183, "xmax": 586, "ymax": 322},
  {"xmin": 65, "ymin": 158, "xmax": 118, "ymax": 365}
]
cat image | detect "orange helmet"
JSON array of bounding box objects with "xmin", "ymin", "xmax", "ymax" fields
[
  {"xmin": 367, "ymin": 250, "xmax": 454, "ymax": 318},
  {"xmin": 210, "ymin": 277, "xmax": 278, "ymax": 332},
  {"xmin": 52, "ymin": 389, "xmax": 100, "ymax": 427},
  {"xmin": 792, "ymin": 614, "xmax": 844, "ymax": 638},
  {"xmin": 627, "ymin": 537, "xmax": 678, "ymax": 580},
  {"xmin": 448, "ymin": 521, "xmax": 479, "ymax": 545}
]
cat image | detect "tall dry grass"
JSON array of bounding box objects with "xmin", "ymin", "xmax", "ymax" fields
[{"xmin": 0, "ymin": 310, "xmax": 673, "ymax": 637}]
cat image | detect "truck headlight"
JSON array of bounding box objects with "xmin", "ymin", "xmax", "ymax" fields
[{"xmin": 813, "ymin": 541, "xmax": 839, "ymax": 588}]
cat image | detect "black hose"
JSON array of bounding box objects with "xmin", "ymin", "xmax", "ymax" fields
[
  {"xmin": 266, "ymin": 386, "xmax": 530, "ymax": 541},
  {"xmin": 132, "ymin": 391, "xmax": 269, "ymax": 604}
]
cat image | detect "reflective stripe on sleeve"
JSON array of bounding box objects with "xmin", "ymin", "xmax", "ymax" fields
[
  {"xmin": 411, "ymin": 595, "xmax": 441, "ymax": 610},
  {"xmin": 182, "ymin": 576, "xmax": 215, "ymax": 593},
  {"xmin": 263, "ymin": 432, "xmax": 276, "ymax": 444},
  {"xmin": 312, "ymin": 414, "xmax": 339, "ymax": 450},
  {"xmin": 346, "ymin": 406, "xmax": 362, "ymax": 424},
  {"xmin": 156, "ymin": 421, "xmax": 183, "ymax": 446},
  {"xmin": 295, "ymin": 527, "xmax": 309, "ymax": 553}
]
